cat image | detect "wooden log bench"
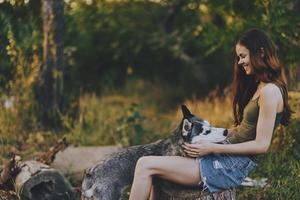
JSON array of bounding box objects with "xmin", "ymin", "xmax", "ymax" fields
[{"xmin": 152, "ymin": 178, "xmax": 236, "ymax": 200}]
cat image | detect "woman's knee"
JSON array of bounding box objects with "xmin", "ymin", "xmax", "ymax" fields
[{"xmin": 135, "ymin": 156, "xmax": 157, "ymax": 175}]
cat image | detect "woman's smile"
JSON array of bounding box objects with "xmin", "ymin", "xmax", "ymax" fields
[
  {"xmin": 236, "ymin": 43, "xmax": 253, "ymax": 75},
  {"xmin": 243, "ymin": 64, "xmax": 251, "ymax": 74}
]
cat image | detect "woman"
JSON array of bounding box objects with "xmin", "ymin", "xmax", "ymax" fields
[{"xmin": 129, "ymin": 28, "xmax": 292, "ymax": 200}]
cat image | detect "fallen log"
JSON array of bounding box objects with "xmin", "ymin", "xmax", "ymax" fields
[
  {"xmin": 0, "ymin": 138, "xmax": 74, "ymax": 200},
  {"xmin": 51, "ymin": 145, "xmax": 122, "ymax": 180},
  {"xmin": 15, "ymin": 160, "xmax": 74, "ymax": 200}
]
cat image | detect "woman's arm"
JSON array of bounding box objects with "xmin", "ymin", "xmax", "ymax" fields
[{"xmin": 183, "ymin": 84, "xmax": 281, "ymax": 157}]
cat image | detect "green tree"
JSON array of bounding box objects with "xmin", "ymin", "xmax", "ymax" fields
[{"xmin": 35, "ymin": 0, "xmax": 65, "ymax": 130}]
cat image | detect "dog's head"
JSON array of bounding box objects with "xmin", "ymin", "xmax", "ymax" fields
[
  {"xmin": 180, "ymin": 105, "xmax": 228, "ymax": 143},
  {"xmin": 82, "ymin": 164, "xmax": 109, "ymax": 200},
  {"xmin": 81, "ymin": 166, "xmax": 97, "ymax": 199},
  {"xmin": 81, "ymin": 161, "xmax": 122, "ymax": 200}
]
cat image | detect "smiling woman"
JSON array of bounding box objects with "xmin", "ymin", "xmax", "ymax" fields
[
  {"xmin": 128, "ymin": 29, "xmax": 293, "ymax": 200},
  {"xmin": 236, "ymin": 44, "xmax": 253, "ymax": 75}
]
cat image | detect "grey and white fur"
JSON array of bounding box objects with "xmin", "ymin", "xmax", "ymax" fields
[{"xmin": 81, "ymin": 105, "xmax": 228, "ymax": 200}]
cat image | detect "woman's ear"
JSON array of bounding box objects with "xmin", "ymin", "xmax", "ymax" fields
[{"xmin": 260, "ymin": 47, "xmax": 265, "ymax": 58}]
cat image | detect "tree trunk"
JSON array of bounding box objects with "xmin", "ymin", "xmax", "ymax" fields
[
  {"xmin": 36, "ymin": 0, "xmax": 64, "ymax": 130},
  {"xmin": 15, "ymin": 160, "xmax": 73, "ymax": 200},
  {"xmin": 153, "ymin": 178, "xmax": 236, "ymax": 200}
]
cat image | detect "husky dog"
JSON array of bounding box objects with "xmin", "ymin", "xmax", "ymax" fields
[{"xmin": 81, "ymin": 105, "xmax": 228, "ymax": 200}]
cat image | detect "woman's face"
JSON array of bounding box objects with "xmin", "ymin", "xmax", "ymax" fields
[{"xmin": 236, "ymin": 43, "xmax": 253, "ymax": 75}]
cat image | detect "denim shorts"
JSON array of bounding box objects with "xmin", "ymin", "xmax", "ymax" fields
[{"xmin": 197, "ymin": 152, "xmax": 257, "ymax": 193}]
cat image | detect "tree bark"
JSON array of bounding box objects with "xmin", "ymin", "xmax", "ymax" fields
[
  {"xmin": 153, "ymin": 178, "xmax": 236, "ymax": 200},
  {"xmin": 36, "ymin": 0, "xmax": 64, "ymax": 130}
]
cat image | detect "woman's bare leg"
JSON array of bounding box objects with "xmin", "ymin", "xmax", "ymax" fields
[{"xmin": 129, "ymin": 156, "xmax": 200, "ymax": 200}]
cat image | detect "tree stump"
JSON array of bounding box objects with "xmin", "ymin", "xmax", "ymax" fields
[
  {"xmin": 153, "ymin": 178, "xmax": 236, "ymax": 200},
  {"xmin": 14, "ymin": 160, "xmax": 74, "ymax": 200}
]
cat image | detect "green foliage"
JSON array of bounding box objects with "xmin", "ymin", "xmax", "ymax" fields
[
  {"xmin": 116, "ymin": 103, "xmax": 146, "ymax": 146},
  {"xmin": 0, "ymin": 0, "xmax": 42, "ymax": 90},
  {"xmin": 0, "ymin": 0, "xmax": 42, "ymax": 135},
  {"xmin": 63, "ymin": 93, "xmax": 164, "ymax": 147},
  {"xmin": 1, "ymin": 0, "xmax": 299, "ymax": 102},
  {"xmin": 0, "ymin": 29, "xmax": 40, "ymax": 155},
  {"xmin": 0, "ymin": 0, "xmax": 299, "ymax": 129},
  {"xmin": 62, "ymin": 0, "xmax": 300, "ymax": 97}
]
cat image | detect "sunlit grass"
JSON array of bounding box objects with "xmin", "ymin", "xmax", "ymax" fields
[{"xmin": 63, "ymin": 87, "xmax": 235, "ymax": 147}]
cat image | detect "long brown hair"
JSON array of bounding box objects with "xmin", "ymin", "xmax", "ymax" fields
[{"xmin": 232, "ymin": 28, "xmax": 292, "ymax": 126}]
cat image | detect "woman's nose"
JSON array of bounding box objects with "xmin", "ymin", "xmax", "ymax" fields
[{"xmin": 238, "ymin": 59, "xmax": 243, "ymax": 65}]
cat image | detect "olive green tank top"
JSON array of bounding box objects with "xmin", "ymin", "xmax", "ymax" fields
[{"xmin": 228, "ymin": 98, "xmax": 283, "ymax": 144}]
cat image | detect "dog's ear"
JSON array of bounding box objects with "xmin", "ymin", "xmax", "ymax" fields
[{"xmin": 181, "ymin": 104, "xmax": 193, "ymax": 118}]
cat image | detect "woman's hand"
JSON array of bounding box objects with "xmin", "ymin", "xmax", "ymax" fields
[{"xmin": 181, "ymin": 141, "xmax": 216, "ymax": 157}]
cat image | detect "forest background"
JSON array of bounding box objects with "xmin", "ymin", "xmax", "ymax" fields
[{"xmin": 0, "ymin": 0, "xmax": 299, "ymax": 199}]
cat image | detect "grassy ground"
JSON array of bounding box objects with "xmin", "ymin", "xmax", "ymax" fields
[{"xmin": 0, "ymin": 88, "xmax": 299, "ymax": 199}]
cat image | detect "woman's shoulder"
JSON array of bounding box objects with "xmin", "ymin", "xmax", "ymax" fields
[
  {"xmin": 261, "ymin": 83, "xmax": 281, "ymax": 94},
  {"xmin": 259, "ymin": 83, "xmax": 283, "ymax": 102}
]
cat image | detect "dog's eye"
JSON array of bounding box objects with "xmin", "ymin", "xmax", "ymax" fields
[
  {"xmin": 84, "ymin": 169, "xmax": 92, "ymax": 177},
  {"xmin": 204, "ymin": 130, "xmax": 211, "ymax": 135},
  {"xmin": 86, "ymin": 173, "xmax": 92, "ymax": 178}
]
